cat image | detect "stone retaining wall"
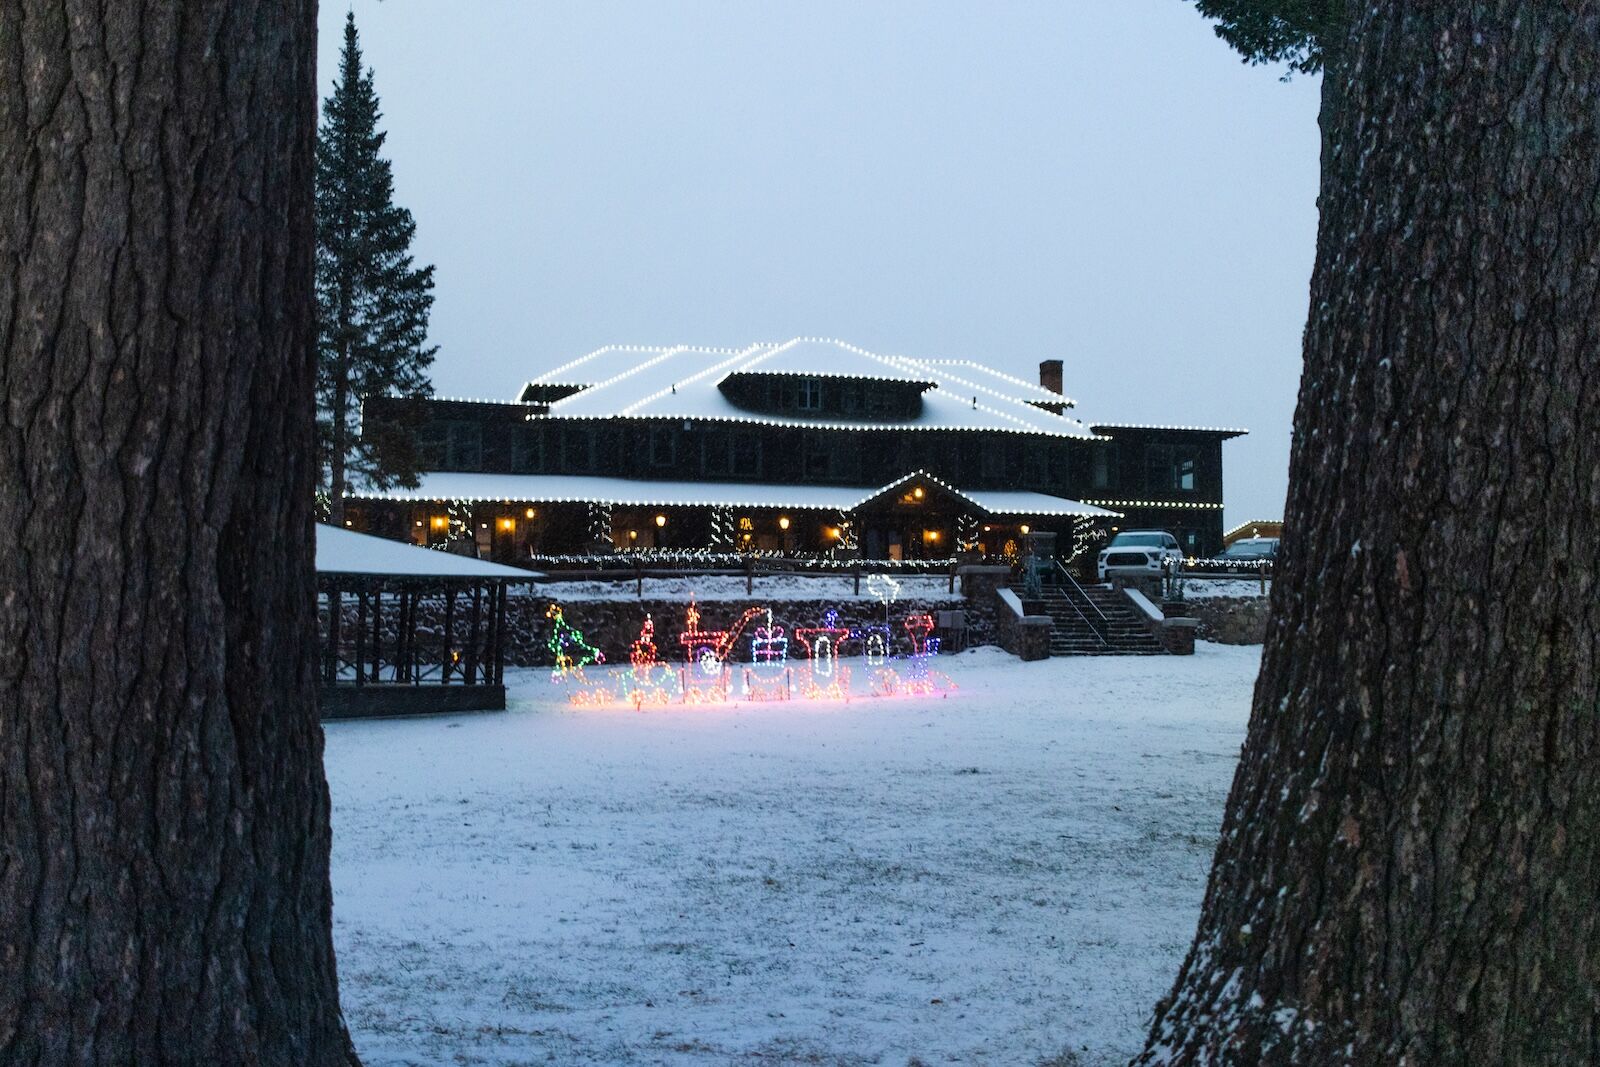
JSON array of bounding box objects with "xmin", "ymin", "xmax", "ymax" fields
[
  {"xmin": 326, "ymin": 591, "xmax": 998, "ymax": 669},
  {"xmin": 1164, "ymin": 596, "xmax": 1271, "ymax": 645}
]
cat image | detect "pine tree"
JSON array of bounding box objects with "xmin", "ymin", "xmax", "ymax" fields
[{"xmin": 317, "ymin": 12, "xmax": 437, "ymax": 525}]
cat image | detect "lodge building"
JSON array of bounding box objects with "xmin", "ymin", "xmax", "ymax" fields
[{"xmin": 346, "ymin": 338, "xmax": 1245, "ymax": 564}]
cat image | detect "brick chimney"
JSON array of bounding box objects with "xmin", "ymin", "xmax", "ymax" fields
[{"xmin": 1039, "ymin": 359, "xmax": 1063, "ymax": 396}]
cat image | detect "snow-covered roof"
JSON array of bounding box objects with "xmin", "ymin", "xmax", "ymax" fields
[
  {"xmin": 735, "ymin": 338, "xmax": 934, "ymax": 383},
  {"xmin": 889, "ymin": 357, "xmax": 1076, "ymax": 408},
  {"xmin": 516, "ymin": 338, "xmax": 1098, "ymax": 439},
  {"xmin": 349, "ymin": 472, "xmax": 1116, "ymax": 518},
  {"xmin": 316, "ymin": 524, "xmax": 541, "ymax": 579}
]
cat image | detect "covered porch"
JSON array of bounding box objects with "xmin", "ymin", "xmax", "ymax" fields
[{"xmin": 343, "ymin": 471, "xmax": 1117, "ymax": 565}]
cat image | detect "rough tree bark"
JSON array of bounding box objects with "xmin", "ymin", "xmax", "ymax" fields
[
  {"xmin": 1139, "ymin": 5, "xmax": 1600, "ymax": 1063},
  {"xmin": 0, "ymin": 3, "xmax": 358, "ymax": 1064}
]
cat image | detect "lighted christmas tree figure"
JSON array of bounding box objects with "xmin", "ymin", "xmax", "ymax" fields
[{"xmin": 546, "ymin": 603, "xmax": 603, "ymax": 681}]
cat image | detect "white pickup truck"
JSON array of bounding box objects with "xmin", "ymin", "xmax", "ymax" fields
[{"xmin": 1097, "ymin": 530, "xmax": 1184, "ymax": 582}]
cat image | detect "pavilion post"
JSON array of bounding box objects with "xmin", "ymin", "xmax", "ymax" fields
[
  {"xmin": 494, "ymin": 584, "xmax": 508, "ymax": 686},
  {"xmin": 369, "ymin": 581, "xmax": 383, "ymax": 683},
  {"xmin": 324, "ymin": 584, "xmax": 341, "ymax": 685},
  {"xmin": 465, "ymin": 583, "xmax": 482, "ymax": 686},
  {"xmin": 442, "ymin": 588, "xmax": 455, "ymax": 684},
  {"xmin": 354, "ymin": 588, "xmax": 367, "ymax": 689},
  {"xmin": 398, "ymin": 589, "xmax": 413, "ymax": 683},
  {"xmin": 480, "ymin": 583, "xmax": 497, "ymax": 685}
]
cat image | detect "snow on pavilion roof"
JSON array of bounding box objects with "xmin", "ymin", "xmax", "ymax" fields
[
  {"xmin": 517, "ymin": 338, "xmax": 1098, "ymax": 438},
  {"xmin": 316, "ymin": 524, "xmax": 541, "ymax": 578},
  {"xmin": 350, "ymin": 471, "xmax": 1118, "ymax": 518}
]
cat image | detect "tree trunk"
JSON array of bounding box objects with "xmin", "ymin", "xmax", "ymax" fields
[
  {"xmin": 1139, "ymin": 6, "xmax": 1600, "ymax": 1063},
  {"xmin": 0, "ymin": 4, "xmax": 357, "ymax": 1064}
]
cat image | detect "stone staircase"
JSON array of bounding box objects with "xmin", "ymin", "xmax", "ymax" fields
[{"xmin": 1038, "ymin": 583, "xmax": 1170, "ymax": 656}]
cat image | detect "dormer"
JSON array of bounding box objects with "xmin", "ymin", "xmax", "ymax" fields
[
  {"xmin": 516, "ymin": 381, "xmax": 589, "ymax": 404},
  {"xmin": 717, "ymin": 371, "xmax": 934, "ymax": 422}
]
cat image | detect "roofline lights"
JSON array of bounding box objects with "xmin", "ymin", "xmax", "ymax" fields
[
  {"xmin": 894, "ymin": 357, "xmax": 1080, "ymax": 411},
  {"xmin": 517, "ymin": 410, "xmax": 1095, "ymax": 439},
  {"xmin": 1089, "ymin": 423, "xmax": 1250, "ymax": 435},
  {"xmin": 1080, "ymin": 498, "xmax": 1226, "ymax": 510},
  {"xmin": 1225, "ymin": 518, "xmax": 1284, "ymax": 538},
  {"xmin": 347, "ymin": 469, "xmax": 1116, "ymax": 517}
]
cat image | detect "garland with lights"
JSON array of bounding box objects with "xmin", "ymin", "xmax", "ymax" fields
[
  {"xmin": 585, "ymin": 501, "xmax": 614, "ymax": 551},
  {"xmin": 956, "ymin": 513, "xmax": 979, "ymax": 554}
]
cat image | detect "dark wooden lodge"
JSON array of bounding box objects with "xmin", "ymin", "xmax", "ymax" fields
[{"xmin": 346, "ymin": 339, "xmax": 1245, "ymax": 564}]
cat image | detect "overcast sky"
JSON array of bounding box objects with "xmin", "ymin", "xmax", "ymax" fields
[{"xmin": 317, "ymin": 1, "xmax": 1321, "ymax": 525}]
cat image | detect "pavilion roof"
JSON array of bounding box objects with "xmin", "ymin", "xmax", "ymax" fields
[{"xmin": 316, "ymin": 525, "xmax": 542, "ymax": 579}]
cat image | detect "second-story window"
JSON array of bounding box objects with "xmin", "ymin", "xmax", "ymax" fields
[
  {"xmin": 702, "ymin": 429, "xmax": 731, "ymax": 475},
  {"xmin": 1092, "ymin": 444, "xmax": 1116, "ymax": 489},
  {"xmin": 798, "ymin": 378, "xmax": 824, "ymax": 411},
  {"xmin": 1146, "ymin": 444, "xmax": 1199, "ymax": 493},
  {"xmin": 649, "ymin": 427, "xmax": 676, "ymax": 467},
  {"xmin": 444, "ymin": 422, "xmax": 482, "ymax": 469}
]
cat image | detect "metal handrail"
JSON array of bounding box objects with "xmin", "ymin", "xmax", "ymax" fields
[{"xmin": 1051, "ymin": 561, "xmax": 1110, "ymax": 644}]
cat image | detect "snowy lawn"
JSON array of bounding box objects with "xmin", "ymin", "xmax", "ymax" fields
[{"xmin": 326, "ymin": 643, "xmax": 1260, "ymax": 1066}]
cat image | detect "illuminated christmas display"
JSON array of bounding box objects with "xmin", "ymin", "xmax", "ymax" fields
[{"xmin": 553, "ymin": 585, "xmax": 956, "ymax": 708}]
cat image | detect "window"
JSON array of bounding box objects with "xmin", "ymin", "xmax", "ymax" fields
[
  {"xmin": 443, "ymin": 422, "xmax": 482, "ymax": 469},
  {"xmin": 702, "ymin": 429, "xmax": 731, "ymax": 475},
  {"xmin": 981, "ymin": 445, "xmax": 1007, "ymax": 481},
  {"xmin": 733, "ymin": 432, "xmax": 761, "ymax": 478},
  {"xmin": 560, "ymin": 428, "xmax": 594, "ymax": 472},
  {"xmin": 798, "ymin": 378, "xmax": 824, "ymax": 411},
  {"xmin": 1145, "ymin": 444, "xmax": 1199, "ymax": 493},
  {"xmin": 842, "ymin": 384, "xmax": 861, "ymax": 414},
  {"xmin": 803, "ymin": 432, "xmax": 833, "ymax": 479},
  {"xmin": 649, "ymin": 427, "xmax": 676, "ymax": 468},
  {"xmin": 512, "ymin": 428, "xmax": 544, "ymax": 473},
  {"xmin": 417, "ymin": 423, "xmax": 447, "ymax": 468},
  {"xmin": 1092, "ymin": 445, "xmax": 1116, "ymax": 489},
  {"xmin": 1022, "ymin": 448, "xmax": 1047, "ymax": 487}
]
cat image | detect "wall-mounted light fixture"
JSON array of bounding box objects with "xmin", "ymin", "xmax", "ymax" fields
[{"xmin": 778, "ymin": 516, "xmax": 790, "ymax": 530}]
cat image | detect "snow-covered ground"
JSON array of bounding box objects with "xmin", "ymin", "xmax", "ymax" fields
[
  {"xmin": 541, "ymin": 572, "xmax": 962, "ymax": 602},
  {"xmin": 326, "ymin": 644, "xmax": 1260, "ymax": 1066}
]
